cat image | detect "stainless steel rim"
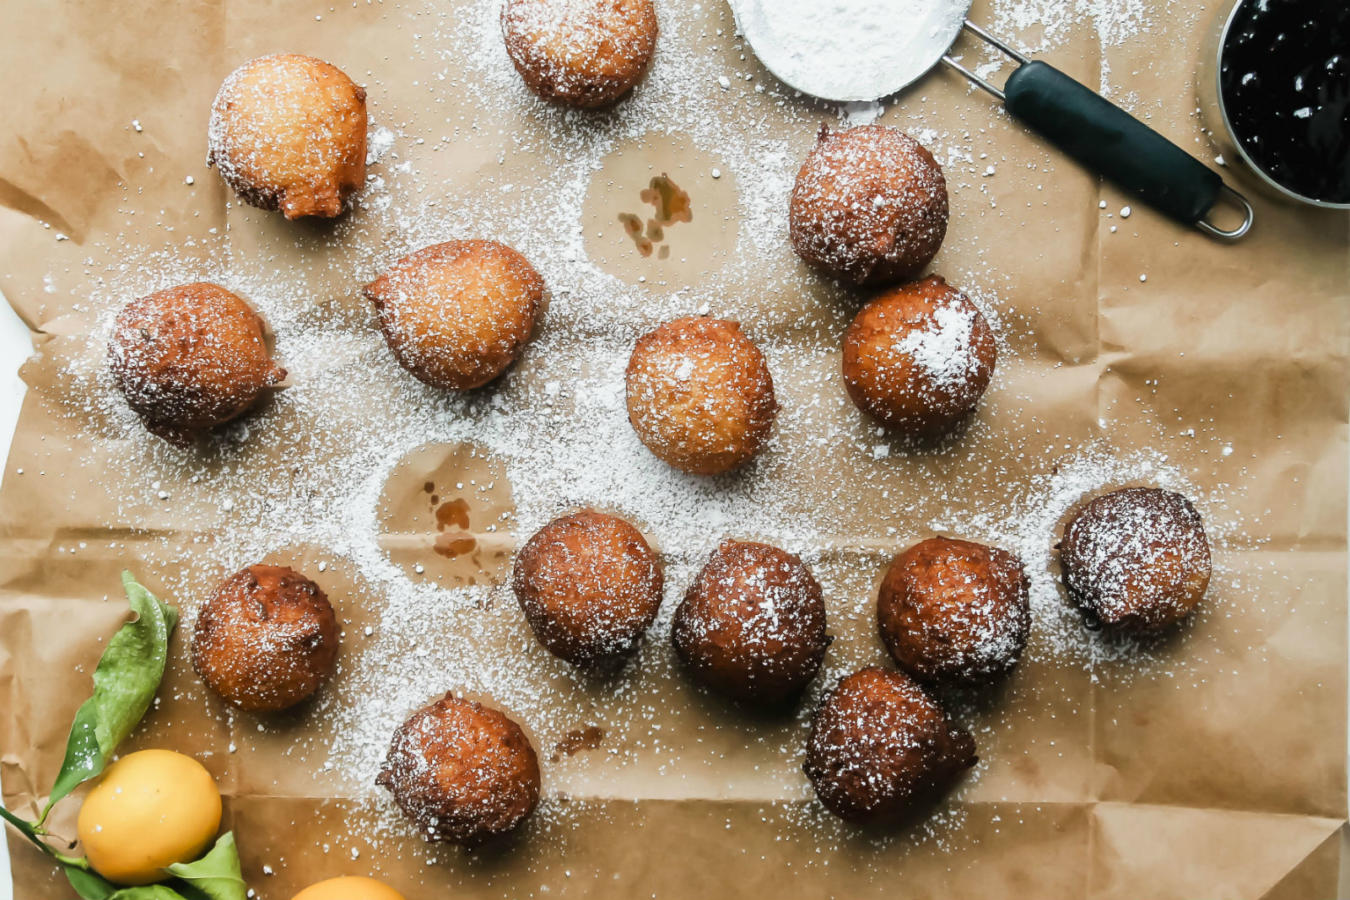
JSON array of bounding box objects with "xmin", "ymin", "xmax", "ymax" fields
[{"xmin": 1213, "ymin": 0, "xmax": 1350, "ymax": 209}]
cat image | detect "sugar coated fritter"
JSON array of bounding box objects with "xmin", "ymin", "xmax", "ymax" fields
[
  {"xmin": 363, "ymin": 240, "xmax": 545, "ymax": 391},
  {"xmin": 804, "ymin": 666, "xmax": 976, "ymax": 825},
  {"xmin": 625, "ymin": 316, "xmax": 777, "ymax": 475},
  {"xmin": 208, "ymin": 54, "xmax": 368, "ymax": 219},
  {"xmin": 501, "ymin": 0, "xmax": 658, "ymax": 107},
  {"xmin": 671, "ymin": 538, "xmax": 830, "ymax": 705},
  {"xmin": 512, "ymin": 509, "xmax": 664, "ymax": 669},
  {"xmin": 377, "ymin": 694, "xmax": 541, "ymax": 846},
  {"xmin": 789, "ymin": 124, "xmax": 948, "ymax": 287},
  {"xmin": 191, "ymin": 564, "xmax": 339, "ymax": 713},
  {"xmin": 842, "ymin": 274, "xmax": 996, "ymax": 440},
  {"xmin": 1059, "ymin": 486, "xmax": 1212, "ymax": 633},
  {"xmin": 877, "ymin": 536, "xmax": 1031, "ymax": 684},
  {"xmin": 108, "ymin": 282, "xmax": 286, "ymax": 445}
]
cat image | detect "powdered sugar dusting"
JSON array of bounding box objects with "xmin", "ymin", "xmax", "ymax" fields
[
  {"xmin": 895, "ymin": 301, "xmax": 980, "ymax": 392},
  {"xmin": 366, "ymin": 125, "xmax": 396, "ymax": 167},
  {"xmin": 17, "ymin": 0, "xmax": 1255, "ymax": 875}
]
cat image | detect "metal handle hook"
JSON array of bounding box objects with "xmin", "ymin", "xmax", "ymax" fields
[{"xmin": 1195, "ymin": 183, "xmax": 1255, "ymax": 240}]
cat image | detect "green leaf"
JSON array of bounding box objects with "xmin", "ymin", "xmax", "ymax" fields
[
  {"xmin": 41, "ymin": 572, "xmax": 178, "ymax": 821},
  {"xmin": 106, "ymin": 887, "xmax": 189, "ymax": 900},
  {"xmin": 63, "ymin": 865, "xmax": 117, "ymax": 900},
  {"xmin": 164, "ymin": 832, "xmax": 247, "ymax": 900}
]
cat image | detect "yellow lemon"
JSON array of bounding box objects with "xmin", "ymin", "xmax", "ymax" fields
[
  {"xmin": 291, "ymin": 876, "xmax": 407, "ymax": 900},
  {"xmin": 76, "ymin": 748, "xmax": 222, "ymax": 885}
]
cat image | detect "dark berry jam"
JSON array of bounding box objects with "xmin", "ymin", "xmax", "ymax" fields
[{"xmin": 1220, "ymin": 0, "xmax": 1350, "ymax": 203}]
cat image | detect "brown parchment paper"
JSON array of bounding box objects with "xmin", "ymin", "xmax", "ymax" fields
[{"xmin": 1, "ymin": 0, "xmax": 1348, "ymax": 898}]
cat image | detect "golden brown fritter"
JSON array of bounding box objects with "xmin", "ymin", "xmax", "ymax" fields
[
  {"xmin": 501, "ymin": 0, "xmax": 658, "ymax": 108},
  {"xmin": 671, "ymin": 539, "xmax": 830, "ymax": 706},
  {"xmin": 377, "ymin": 694, "xmax": 541, "ymax": 846},
  {"xmin": 512, "ymin": 509, "xmax": 664, "ymax": 669},
  {"xmin": 191, "ymin": 565, "xmax": 339, "ymax": 712},
  {"xmin": 363, "ymin": 240, "xmax": 544, "ymax": 391},
  {"xmin": 1060, "ymin": 487, "xmax": 1211, "ymax": 633},
  {"xmin": 803, "ymin": 666, "xmax": 975, "ymax": 825},
  {"xmin": 108, "ymin": 282, "xmax": 286, "ymax": 445},
  {"xmin": 625, "ymin": 317, "xmax": 777, "ymax": 476},
  {"xmin": 789, "ymin": 125, "xmax": 948, "ymax": 287},
  {"xmin": 208, "ymin": 54, "xmax": 367, "ymax": 219},
  {"xmin": 878, "ymin": 537, "xmax": 1030, "ymax": 684},
  {"xmin": 842, "ymin": 275, "xmax": 996, "ymax": 440}
]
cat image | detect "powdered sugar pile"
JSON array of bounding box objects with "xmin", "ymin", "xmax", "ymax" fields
[
  {"xmin": 731, "ymin": 0, "xmax": 968, "ymax": 101},
  {"xmin": 894, "ymin": 301, "xmax": 981, "ymax": 392}
]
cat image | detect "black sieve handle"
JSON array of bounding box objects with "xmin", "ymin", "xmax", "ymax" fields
[{"xmin": 1002, "ymin": 60, "xmax": 1221, "ymax": 224}]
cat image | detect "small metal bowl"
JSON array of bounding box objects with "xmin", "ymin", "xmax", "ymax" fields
[{"xmin": 1198, "ymin": 0, "xmax": 1350, "ymax": 210}]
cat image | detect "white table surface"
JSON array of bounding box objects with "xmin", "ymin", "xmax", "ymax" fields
[{"xmin": 0, "ymin": 292, "xmax": 31, "ymax": 900}]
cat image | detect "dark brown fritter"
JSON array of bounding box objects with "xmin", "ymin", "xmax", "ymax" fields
[
  {"xmin": 376, "ymin": 694, "xmax": 541, "ymax": 846},
  {"xmin": 190, "ymin": 565, "xmax": 339, "ymax": 712},
  {"xmin": 625, "ymin": 317, "xmax": 777, "ymax": 476},
  {"xmin": 1060, "ymin": 487, "xmax": 1212, "ymax": 633},
  {"xmin": 878, "ymin": 537, "xmax": 1030, "ymax": 684},
  {"xmin": 671, "ymin": 539, "xmax": 830, "ymax": 706},
  {"xmin": 842, "ymin": 275, "xmax": 996, "ymax": 440},
  {"xmin": 363, "ymin": 240, "xmax": 544, "ymax": 391},
  {"xmin": 207, "ymin": 54, "xmax": 367, "ymax": 220},
  {"xmin": 512, "ymin": 509, "xmax": 664, "ymax": 669},
  {"xmin": 501, "ymin": 0, "xmax": 658, "ymax": 108},
  {"xmin": 108, "ymin": 283, "xmax": 286, "ymax": 445},
  {"xmin": 803, "ymin": 666, "xmax": 976, "ymax": 825},
  {"xmin": 789, "ymin": 125, "xmax": 948, "ymax": 287}
]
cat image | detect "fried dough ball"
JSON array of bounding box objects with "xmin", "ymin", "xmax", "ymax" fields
[
  {"xmin": 512, "ymin": 509, "xmax": 664, "ymax": 669},
  {"xmin": 671, "ymin": 539, "xmax": 830, "ymax": 705},
  {"xmin": 842, "ymin": 275, "xmax": 996, "ymax": 440},
  {"xmin": 376, "ymin": 694, "xmax": 541, "ymax": 845},
  {"xmin": 789, "ymin": 125, "xmax": 949, "ymax": 287},
  {"xmin": 803, "ymin": 666, "xmax": 976, "ymax": 825},
  {"xmin": 1060, "ymin": 487, "xmax": 1212, "ymax": 633},
  {"xmin": 191, "ymin": 565, "xmax": 339, "ymax": 712},
  {"xmin": 625, "ymin": 317, "xmax": 777, "ymax": 476},
  {"xmin": 501, "ymin": 0, "xmax": 658, "ymax": 108},
  {"xmin": 363, "ymin": 241, "xmax": 544, "ymax": 390},
  {"xmin": 108, "ymin": 283, "xmax": 286, "ymax": 445},
  {"xmin": 208, "ymin": 54, "xmax": 367, "ymax": 219},
  {"xmin": 877, "ymin": 537, "xmax": 1030, "ymax": 684}
]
